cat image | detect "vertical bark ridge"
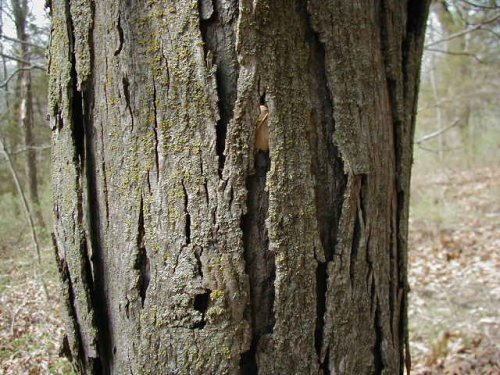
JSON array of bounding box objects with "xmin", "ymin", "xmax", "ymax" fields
[
  {"xmin": 50, "ymin": 0, "xmax": 102, "ymax": 373},
  {"xmin": 69, "ymin": 1, "xmax": 118, "ymax": 372},
  {"xmin": 308, "ymin": 1, "xmax": 404, "ymax": 373},
  {"xmin": 53, "ymin": 235, "xmax": 89, "ymax": 374},
  {"xmin": 237, "ymin": 3, "xmax": 325, "ymax": 373},
  {"xmin": 379, "ymin": 1, "xmax": 431, "ymax": 372}
]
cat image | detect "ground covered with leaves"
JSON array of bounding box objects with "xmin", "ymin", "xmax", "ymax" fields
[
  {"xmin": 409, "ymin": 167, "xmax": 499, "ymax": 374},
  {"xmin": 0, "ymin": 249, "xmax": 73, "ymax": 375},
  {"xmin": 0, "ymin": 167, "xmax": 498, "ymax": 374}
]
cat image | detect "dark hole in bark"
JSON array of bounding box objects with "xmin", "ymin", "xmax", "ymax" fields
[
  {"xmin": 193, "ymin": 292, "xmax": 210, "ymax": 312},
  {"xmin": 259, "ymin": 92, "xmax": 266, "ymax": 105},
  {"xmin": 192, "ymin": 290, "xmax": 210, "ymax": 329}
]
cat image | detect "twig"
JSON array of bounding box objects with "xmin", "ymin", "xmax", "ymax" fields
[
  {"xmin": 459, "ymin": 0, "xmax": 500, "ymax": 10},
  {"xmin": 0, "ymin": 66, "xmax": 45, "ymax": 89},
  {"xmin": 425, "ymin": 14, "xmax": 500, "ymax": 48},
  {"xmin": 10, "ymin": 299, "xmax": 28, "ymax": 336},
  {"xmin": 425, "ymin": 47, "xmax": 485, "ymax": 63},
  {"xmin": 415, "ymin": 118, "xmax": 461, "ymax": 145},
  {"xmin": 0, "ymin": 34, "xmax": 46, "ymax": 49},
  {"xmin": 416, "ymin": 144, "xmax": 464, "ymax": 153},
  {"xmin": 0, "ymin": 52, "xmax": 46, "ymax": 69}
]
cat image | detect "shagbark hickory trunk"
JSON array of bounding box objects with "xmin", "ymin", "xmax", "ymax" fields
[{"xmin": 49, "ymin": 1, "xmax": 429, "ymax": 374}]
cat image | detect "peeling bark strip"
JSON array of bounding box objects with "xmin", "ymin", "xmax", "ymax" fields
[{"xmin": 50, "ymin": 0, "xmax": 430, "ymax": 374}]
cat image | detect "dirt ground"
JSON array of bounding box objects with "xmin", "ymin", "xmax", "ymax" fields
[{"xmin": 0, "ymin": 167, "xmax": 498, "ymax": 374}]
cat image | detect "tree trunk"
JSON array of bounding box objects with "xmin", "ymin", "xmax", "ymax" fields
[
  {"xmin": 12, "ymin": 0, "xmax": 46, "ymax": 229},
  {"xmin": 49, "ymin": 1, "xmax": 430, "ymax": 374}
]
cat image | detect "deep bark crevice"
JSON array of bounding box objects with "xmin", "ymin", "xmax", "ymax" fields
[
  {"xmin": 240, "ymin": 150, "xmax": 273, "ymax": 374},
  {"xmin": 122, "ymin": 76, "xmax": 134, "ymax": 131},
  {"xmin": 198, "ymin": 0, "xmax": 238, "ymax": 178},
  {"xmin": 239, "ymin": 346, "xmax": 258, "ymax": 375},
  {"xmin": 350, "ymin": 201, "xmax": 361, "ymax": 284},
  {"xmin": 83, "ymin": 88, "xmax": 112, "ymax": 374},
  {"xmin": 300, "ymin": 3, "xmax": 347, "ymax": 370},
  {"xmin": 53, "ymin": 236, "xmax": 86, "ymax": 371},
  {"xmin": 378, "ymin": 2, "xmax": 409, "ymax": 372},
  {"xmin": 71, "ymin": 83, "xmax": 85, "ymax": 166},
  {"xmin": 349, "ymin": 178, "xmax": 366, "ymax": 284},
  {"xmin": 151, "ymin": 78, "xmax": 160, "ymax": 177},
  {"xmin": 114, "ymin": 15, "xmax": 123, "ymax": 56},
  {"xmin": 194, "ymin": 246, "xmax": 204, "ymax": 278},
  {"xmin": 68, "ymin": 2, "xmax": 112, "ymax": 371},
  {"xmin": 315, "ymin": 261, "xmax": 328, "ymax": 360},
  {"xmin": 99, "ymin": 125, "xmax": 110, "ymax": 226},
  {"xmin": 374, "ymin": 300, "xmax": 385, "ymax": 374},
  {"xmin": 181, "ymin": 180, "xmax": 191, "ymax": 245},
  {"xmin": 135, "ymin": 197, "xmax": 150, "ymax": 308}
]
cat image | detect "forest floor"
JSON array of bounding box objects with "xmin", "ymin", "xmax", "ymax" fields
[
  {"xmin": 0, "ymin": 166, "xmax": 498, "ymax": 374},
  {"xmin": 409, "ymin": 166, "xmax": 499, "ymax": 374}
]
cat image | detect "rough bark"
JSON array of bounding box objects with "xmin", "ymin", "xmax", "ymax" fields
[
  {"xmin": 49, "ymin": 1, "xmax": 430, "ymax": 374},
  {"xmin": 12, "ymin": 0, "xmax": 46, "ymax": 229}
]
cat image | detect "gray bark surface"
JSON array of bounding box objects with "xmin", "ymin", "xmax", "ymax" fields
[{"xmin": 49, "ymin": 1, "xmax": 430, "ymax": 374}]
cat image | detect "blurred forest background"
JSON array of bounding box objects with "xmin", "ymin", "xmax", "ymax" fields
[{"xmin": 0, "ymin": 0, "xmax": 498, "ymax": 374}]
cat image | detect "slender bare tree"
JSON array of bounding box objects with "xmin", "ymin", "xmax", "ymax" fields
[{"xmin": 11, "ymin": 0, "xmax": 46, "ymax": 229}]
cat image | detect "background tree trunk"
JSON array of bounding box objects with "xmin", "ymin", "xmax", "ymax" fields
[
  {"xmin": 49, "ymin": 1, "xmax": 430, "ymax": 374},
  {"xmin": 12, "ymin": 0, "xmax": 46, "ymax": 229}
]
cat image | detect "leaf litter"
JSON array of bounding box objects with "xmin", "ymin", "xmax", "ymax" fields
[{"xmin": 409, "ymin": 167, "xmax": 499, "ymax": 374}]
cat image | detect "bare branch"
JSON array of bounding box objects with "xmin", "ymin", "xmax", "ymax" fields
[
  {"xmin": 416, "ymin": 144, "xmax": 464, "ymax": 153},
  {"xmin": 415, "ymin": 118, "xmax": 461, "ymax": 145},
  {"xmin": 425, "ymin": 47, "xmax": 485, "ymax": 63},
  {"xmin": 0, "ymin": 65, "xmax": 45, "ymax": 88},
  {"xmin": 1, "ymin": 34, "xmax": 46, "ymax": 49},
  {"xmin": 459, "ymin": 0, "xmax": 500, "ymax": 10},
  {"xmin": 0, "ymin": 52, "xmax": 46, "ymax": 69},
  {"xmin": 425, "ymin": 13, "xmax": 500, "ymax": 48}
]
